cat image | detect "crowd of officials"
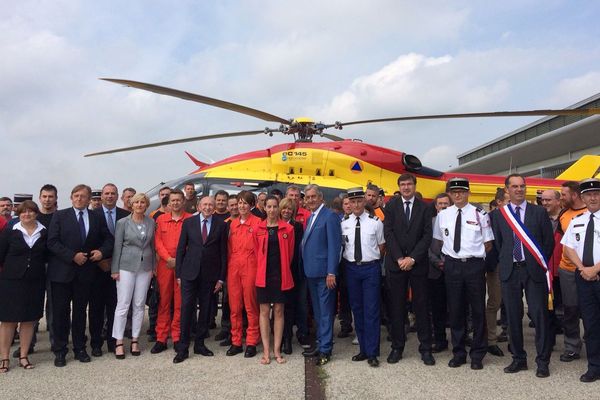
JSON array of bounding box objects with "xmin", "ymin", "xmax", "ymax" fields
[{"xmin": 0, "ymin": 174, "xmax": 600, "ymax": 383}]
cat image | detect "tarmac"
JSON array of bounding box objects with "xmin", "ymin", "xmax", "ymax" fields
[{"xmin": 1, "ymin": 313, "xmax": 599, "ymax": 400}]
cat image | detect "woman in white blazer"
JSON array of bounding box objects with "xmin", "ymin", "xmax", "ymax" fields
[{"xmin": 111, "ymin": 193, "xmax": 156, "ymax": 359}]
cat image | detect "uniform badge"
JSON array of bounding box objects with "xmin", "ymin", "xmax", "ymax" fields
[
  {"xmin": 444, "ymin": 228, "xmax": 449, "ymax": 236},
  {"xmin": 576, "ymin": 233, "xmax": 580, "ymax": 241},
  {"xmin": 248, "ymin": 227, "xmax": 253, "ymax": 233},
  {"xmin": 283, "ymin": 233, "xmax": 288, "ymax": 239}
]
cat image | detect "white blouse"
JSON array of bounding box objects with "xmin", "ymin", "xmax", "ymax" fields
[{"xmin": 13, "ymin": 221, "xmax": 45, "ymax": 248}]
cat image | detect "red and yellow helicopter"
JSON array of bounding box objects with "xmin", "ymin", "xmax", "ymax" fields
[{"xmin": 86, "ymin": 79, "xmax": 600, "ymax": 204}]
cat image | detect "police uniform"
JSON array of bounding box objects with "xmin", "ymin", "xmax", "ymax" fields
[
  {"xmin": 560, "ymin": 178, "xmax": 600, "ymax": 382},
  {"xmin": 433, "ymin": 178, "xmax": 493, "ymax": 367},
  {"xmin": 341, "ymin": 187, "xmax": 385, "ymax": 365}
]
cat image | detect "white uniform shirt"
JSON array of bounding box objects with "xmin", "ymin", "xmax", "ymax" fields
[
  {"xmin": 433, "ymin": 203, "xmax": 494, "ymax": 259},
  {"xmin": 561, "ymin": 210, "xmax": 600, "ymax": 265},
  {"xmin": 341, "ymin": 211, "xmax": 385, "ymax": 262}
]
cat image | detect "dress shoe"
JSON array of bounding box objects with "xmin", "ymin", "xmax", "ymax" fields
[
  {"xmin": 107, "ymin": 343, "xmax": 116, "ymax": 353},
  {"xmin": 387, "ymin": 349, "xmax": 402, "ymax": 364},
  {"xmin": 580, "ymin": 370, "xmax": 600, "ymax": 383},
  {"xmin": 74, "ymin": 350, "xmax": 91, "ymax": 363},
  {"xmin": 54, "ymin": 353, "xmax": 66, "ymax": 367},
  {"xmin": 337, "ymin": 329, "xmax": 352, "ymax": 339},
  {"xmin": 352, "ymin": 352, "xmax": 368, "ymax": 362},
  {"xmin": 448, "ymin": 357, "xmax": 467, "ymax": 368},
  {"xmin": 151, "ymin": 341, "xmax": 168, "ymax": 354},
  {"xmin": 282, "ymin": 337, "xmax": 293, "ymax": 355},
  {"xmin": 215, "ymin": 331, "xmax": 229, "ymax": 341},
  {"xmin": 13, "ymin": 347, "xmax": 34, "ymax": 358},
  {"xmin": 302, "ymin": 347, "xmax": 319, "ymax": 357},
  {"xmin": 193, "ymin": 344, "xmax": 214, "ymax": 356},
  {"xmin": 130, "ymin": 341, "xmax": 141, "ymax": 356},
  {"xmin": 368, "ymin": 357, "xmax": 379, "ymax": 367},
  {"xmin": 244, "ymin": 345, "xmax": 257, "ymax": 358},
  {"xmin": 219, "ymin": 337, "xmax": 232, "ymax": 347},
  {"xmin": 559, "ymin": 351, "xmax": 581, "ymax": 362},
  {"xmin": 226, "ymin": 345, "xmax": 243, "ymax": 356},
  {"xmin": 173, "ymin": 352, "xmax": 188, "ymax": 364},
  {"xmin": 421, "ymin": 352, "xmax": 435, "ymax": 366},
  {"xmin": 536, "ymin": 365, "xmax": 550, "ymax": 378},
  {"xmin": 487, "ymin": 345, "xmax": 504, "ymax": 357},
  {"xmin": 431, "ymin": 343, "xmax": 448, "ymax": 353},
  {"xmin": 503, "ymin": 360, "xmax": 528, "ymax": 373},
  {"xmin": 297, "ymin": 335, "xmax": 311, "ymax": 349},
  {"xmin": 315, "ymin": 353, "xmax": 330, "ymax": 366},
  {"xmin": 91, "ymin": 347, "xmax": 103, "ymax": 357},
  {"xmin": 471, "ymin": 360, "xmax": 484, "ymax": 370}
]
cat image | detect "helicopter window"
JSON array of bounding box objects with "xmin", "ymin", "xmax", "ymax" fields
[
  {"xmin": 316, "ymin": 168, "xmax": 321, "ymax": 176},
  {"xmin": 328, "ymin": 169, "xmax": 335, "ymax": 176}
]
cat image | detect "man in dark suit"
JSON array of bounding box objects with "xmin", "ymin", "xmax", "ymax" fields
[
  {"xmin": 89, "ymin": 183, "xmax": 130, "ymax": 356},
  {"xmin": 492, "ymin": 173, "xmax": 554, "ymax": 378},
  {"xmin": 384, "ymin": 173, "xmax": 434, "ymax": 366},
  {"xmin": 47, "ymin": 184, "xmax": 113, "ymax": 367},
  {"xmin": 174, "ymin": 195, "xmax": 228, "ymax": 363},
  {"xmin": 301, "ymin": 184, "xmax": 342, "ymax": 366}
]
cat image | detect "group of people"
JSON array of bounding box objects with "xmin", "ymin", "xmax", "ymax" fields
[{"xmin": 0, "ymin": 174, "xmax": 599, "ymax": 384}]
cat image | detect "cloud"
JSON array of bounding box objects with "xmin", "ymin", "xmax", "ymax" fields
[{"xmin": 421, "ymin": 145, "xmax": 460, "ymax": 170}]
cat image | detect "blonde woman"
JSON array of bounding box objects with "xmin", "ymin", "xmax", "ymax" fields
[{"xmin": 111, "ymin": 193, "xmax": 156, "ymax": 358}]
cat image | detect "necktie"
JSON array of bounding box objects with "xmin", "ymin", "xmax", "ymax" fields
[
  {"xmin": 453, "ymin": 209, "xmax": 462, "ymax": 253},
  {"xmin": 354, "ymin": 216, "xmax": 362, "ymax": 263},
  {"xmin": 106, "ymin": 209, "xmax": 115, "ymax": 235},
  {"xmin": 583, "ymin": 214, "xmax": 595, "ymax": 267},
  {"xmin": 404, "ymin": 201, "xmax": 411, "ymax": 224},
  {"xmin": 78, "ymin": 210, "xmax": 86, "ymax": 243},
  {"xmin": 202, "ymin": 219, "xmax": 208, "ymax": 242},
  {"xmin": 513, "ymin": 206, "xmax": 524, "ymax": 262}
]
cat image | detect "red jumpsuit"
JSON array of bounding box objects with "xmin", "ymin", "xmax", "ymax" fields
[
  {"xmin": 227, "ymin": 214, "xmax": 261, "ymax": 347},
  {"xmin": 154, "ymin": 212, "xmax": 191, "ymax": 344}
]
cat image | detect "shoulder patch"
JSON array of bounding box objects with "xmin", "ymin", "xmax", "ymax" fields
[
  {"xmin": 475, "ymin": 206, "xmax": 487, "ymax": 215},
  {"xmin": 368, "ymin": 215, "xmax": 379, "ymax": 221},
  {"xmin": 343, "ymin": 215, "xmax": 350, "ymax": 220}
]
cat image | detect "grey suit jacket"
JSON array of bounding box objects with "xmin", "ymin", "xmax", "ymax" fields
[{"xmin": 111, "ymin": 215, "xmax": 156, "ymax": 274}]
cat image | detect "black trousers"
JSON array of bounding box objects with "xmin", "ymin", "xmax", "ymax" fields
[
  {"xmin": 89, "ymin": 271, "xmax": 117, "ymax": 349},
  {"xmin": 428, "ymin": 273, "xmax": 448, "ymax": 346},
  {"xmin": 444, "ymin": 258, "xmax": 487, "ymax": 362},
  {"xmin": 502, "ymin": 264, "xmax": 551, "ymax": 367},
  {"xmin": 385, "ymin": 269, "xmax": 431, "ymax": 353},
  {"xmin": 146, "ymin": 276, "xmax": 159, "ymax": 334},
  {"xmin": 177, "ymin": 276, "xmax": 215, "ymax": 353},
  {"xmin": 576, "ymin": 273, "xmax": 600, "ymax": 374},
  {"xmin": 51, "ymin": 279, "xmax": 93, "ymax": 354},
  {"xmin": 337, "ymin": 262, "xmax": 353, "ymax": 332}
]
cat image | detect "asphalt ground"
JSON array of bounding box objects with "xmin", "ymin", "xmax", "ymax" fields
[{"xmin": 1, "ymin": 314, "xmax": 598, "ymax": 400}]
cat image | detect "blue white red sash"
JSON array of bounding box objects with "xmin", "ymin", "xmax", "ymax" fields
[{"xmin": 499, "ymin": 204, "xmax": 552, "ymax": 294}]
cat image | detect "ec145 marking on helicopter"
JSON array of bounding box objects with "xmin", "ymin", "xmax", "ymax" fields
[{"xmin": 86, "ymin": 78, "xmax": 600, "ymax": 203}]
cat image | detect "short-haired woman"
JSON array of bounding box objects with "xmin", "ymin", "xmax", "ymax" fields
[
  {"xmin": 111, "ymin": 193, "xmax": 156, "ymax": 358},
  {"xmin": 0, "ymin": 201, "xmax": 47, "ymax": 372}
]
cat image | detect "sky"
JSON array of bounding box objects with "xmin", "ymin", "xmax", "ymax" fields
[{"xmin": 2, "ymin": 0, "xmax": 600, "ymax": 207}]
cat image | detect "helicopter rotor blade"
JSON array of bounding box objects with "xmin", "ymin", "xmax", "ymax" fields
[
  {"xmin": 101, "ymin": 78, "xmax": 290, "ymax": 125},
  {"xmin": 321, "ymin": 133, "xmax": 345, "ymax": 141},
  {"xmin": 331, "ymin": 108, "xmax": 600, "ymax": 128},
  {"xmin": 84, "ymin": 130, "xmax": 267, "ymax": 157}
]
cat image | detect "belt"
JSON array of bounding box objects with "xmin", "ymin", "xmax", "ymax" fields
[
  {"xmin": 513, "ymin": 261, "xmax": 527, "ymax": 268},
  {"xmin": 346, "ymin": 260, "xmax": 379, "ymax": 266},
  {"xmin": 445, "ymin": 256, "xmax": 484, "ymax": 263}
]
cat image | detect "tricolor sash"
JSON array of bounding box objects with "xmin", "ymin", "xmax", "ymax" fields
[{"xmin": 499, "ymin": 204, "xmax": 554, "ymax": 309}]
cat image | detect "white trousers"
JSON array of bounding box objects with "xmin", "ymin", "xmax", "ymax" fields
[{"xmin": 112, "ymin": 269, "xmax": 153, "ymax": 340}]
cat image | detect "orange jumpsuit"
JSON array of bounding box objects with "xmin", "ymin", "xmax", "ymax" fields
[
  {"xmin": 154, "ymin": 212, "xmax": 191, "ymax": 343},
  {"xmin": 227, "ymin": 214, "xmax": 261, "ymax": 346}
]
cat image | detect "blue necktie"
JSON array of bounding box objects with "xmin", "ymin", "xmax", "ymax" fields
[
  {"xmin": 404, "ymin": 201, "xmax": 411, "ymax": 224},
  {"xmin": 513, "ymin": 206, "xmax": 523, "ymax": 262},
  {"xmin": 78, "ymin": 210, "xmax": 86, "ymax": 243},
  {"xmin": 106, "ymin": 209, "xmax": 115, "ymax": 235}
]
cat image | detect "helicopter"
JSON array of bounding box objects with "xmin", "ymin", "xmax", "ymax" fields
[{"xmin": 86, "ymin": 79, "xmax": 600, "ymax": 206}]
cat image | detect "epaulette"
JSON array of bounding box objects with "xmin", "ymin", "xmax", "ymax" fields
[
  {"xmin": 575, "ymin": 212, "xmax": 585, "ymax": 218},
  {"xmin": 475, "ymin": 206, "xmax": 487, "ymax": 215},
  {"xmin": 369, "ymin": 214, "xmax": 379, "ymax": 221},
  {"xmin": 343, "ymin": 215, "xmax": 350, "ymax": 220}
]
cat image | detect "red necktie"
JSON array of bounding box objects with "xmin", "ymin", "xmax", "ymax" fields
[{"xmin": 202, "ymin": 219, "xmax": 208, "ymax": 242}]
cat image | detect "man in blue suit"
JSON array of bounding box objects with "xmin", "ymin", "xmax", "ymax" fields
[{"xmin": 301, "ymin": 184, "xmax": 342, "ymax": 366}]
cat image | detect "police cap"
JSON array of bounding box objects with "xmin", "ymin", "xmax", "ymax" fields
[
  {"xmin": 13, "ymin": 194, "xmax": 33, "ymax": 204},
  {"xmin": 347, "ymin": 187, "xmax": 365, "ymax": 199},
  {"xmin": 92, "ymin": 189, "xmax": 102, "ymax": 199},
  {"xmin": 447, "ymin": 177, "xmax": 470, "ymax": 191},
  {"xmin": 580, "ymin": 178, "xmax": 600, "ymax": 194}
]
